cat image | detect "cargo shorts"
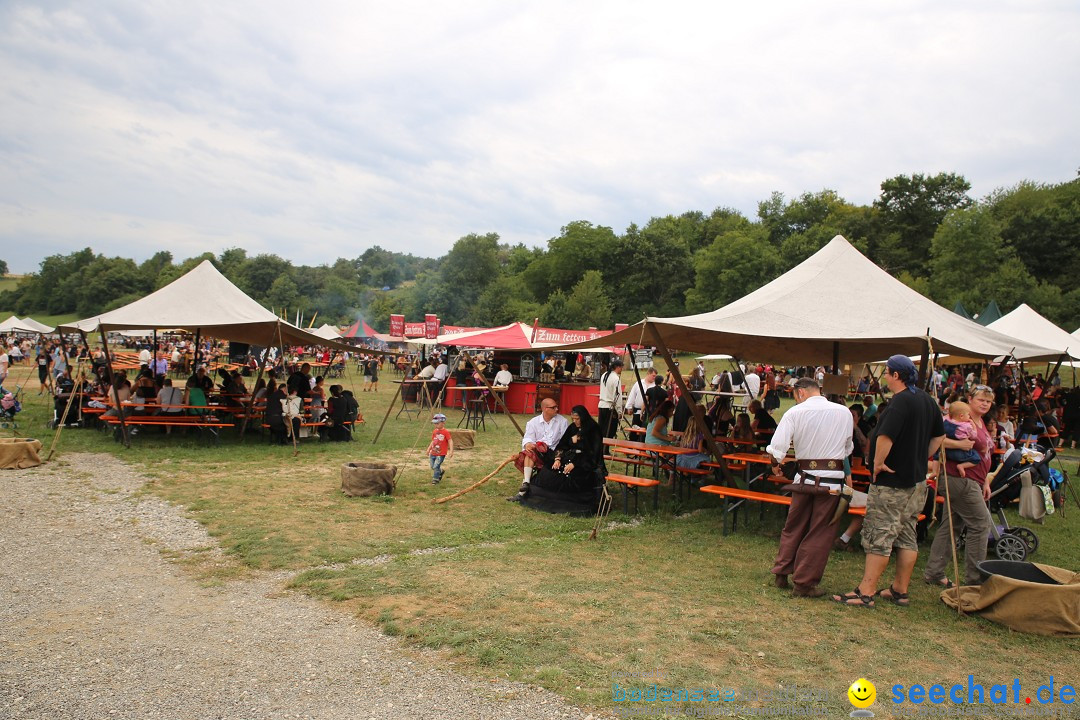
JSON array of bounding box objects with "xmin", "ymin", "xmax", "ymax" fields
[{"xmin": 861, "ymin": 481, "xmax": 927, "ymax": 556}]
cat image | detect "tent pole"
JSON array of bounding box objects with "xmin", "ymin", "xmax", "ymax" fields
[
  {"xmin": 917, "ymin": 333, "xmax": 930, "ymax": 388},
  {"xmin": 832, "ymin": 341, "xmax": 840, "ymax": 378},
  {"xmin": 650, "ymin": 325, "xmax": 732, "ymax": 486},
  {"xmin": 99, "ymin": 328, "xmax": 130, "ymax": 448},
  {"xmin": 371, "ymin": 381, "xmax": 404, "ymax": 444},
  {"xmin": 462, "ymin": 350, "xmax": 523, "ymax": 436},
  {"xmin": 1046, "ymin": 354, "xmax": 1065, "ymax": 388},
  {"xmin": 626, "ymin": 343, "xmax": 648, "ymax": 426}
]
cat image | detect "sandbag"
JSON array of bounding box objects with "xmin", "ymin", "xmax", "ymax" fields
[
  {"xmin": 0, "ymin": 438, "xmax": 43, "ymax": 469},
  {"xmin": 340, "ymin": 462, "xmax": 397, "ymax": 497},
  {"xmin": 448, "ymin": 429, "xmax": 475, "ymax": 449},
  {"xmin": 941, "ymin": 562, "xmax": 1080, "ymax": 638}
]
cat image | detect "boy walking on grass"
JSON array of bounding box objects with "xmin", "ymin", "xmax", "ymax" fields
[{"xmin": 426, "ymin": 413, "xmax": 453, "ymax": 484}]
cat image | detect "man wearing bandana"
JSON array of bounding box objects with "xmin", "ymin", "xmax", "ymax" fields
[{"xmin": 833, "ymin": 355, "xmax": 944, "ymax": 608}]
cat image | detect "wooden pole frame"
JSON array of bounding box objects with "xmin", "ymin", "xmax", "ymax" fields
[{"xmin": 649, "ymin": 323, "xmax": 733, "ymax": 486}]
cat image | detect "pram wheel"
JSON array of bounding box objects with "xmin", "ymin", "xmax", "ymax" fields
[
  {"xmin": 994, "ymin": 534, "xmax": 1028, "ymax": 562},
  {"xmin": 1003, "ymin": 527, "xmax": 1038, "ymax": 554}
]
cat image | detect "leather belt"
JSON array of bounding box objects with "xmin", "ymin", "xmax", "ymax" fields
[{"xmin": 797, "ymin": 459, "xmax": 844, "ymax": 472}]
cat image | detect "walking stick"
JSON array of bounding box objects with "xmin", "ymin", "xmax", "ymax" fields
[
  {"xmin": 434, "ymin": 454, "xmax": 516, "ymax": 504},
  {"xmin": 927, "ymin": 337, "xmax": 963, "ymax": 612}
]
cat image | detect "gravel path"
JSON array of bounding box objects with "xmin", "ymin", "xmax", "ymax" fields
[{"xmin": 0, "ymin": 453, "xmax": 601, "ymax": 720}]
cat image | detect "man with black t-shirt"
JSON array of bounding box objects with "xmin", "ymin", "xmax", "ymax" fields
[{"xmin": 833, "ymin": 354, "xmax": 944, "ymax": 608}]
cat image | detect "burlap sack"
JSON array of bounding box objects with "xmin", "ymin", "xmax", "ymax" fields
[
  {"xmin": 448, "ymin": 429, "xmax": 475, "ymax": 449},
  {"xmin": 340, "ymin": 462, "xmax": 397, "ymax": 497},
  {"xmin": 0, "ymin": 438, "xmax": 43, "ymax": 469},
  {"xmin": 941, "ymin": 563, "xmax": 1080, "ymax": 638}
]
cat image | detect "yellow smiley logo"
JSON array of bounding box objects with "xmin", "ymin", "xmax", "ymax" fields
[{"xmin": 848, "ymin": 678, "xmax": 876, "ymax": 709}]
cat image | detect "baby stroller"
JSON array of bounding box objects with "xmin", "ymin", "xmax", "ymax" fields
[
  {"xmin": 49, "ymin": 376, "xmax": 84, "ymax": 429},
  {"xmin": 955, "ymin": 445, "xmax": 1054, "ymax": 562},
  {"xmin": 0, "ymin": 385, "xmax": 22, "ymax": 430}
]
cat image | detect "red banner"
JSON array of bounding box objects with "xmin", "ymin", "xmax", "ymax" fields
[
  {"xmin": 389, "ymin": 314, "xmax": 405, "ymax": 337},
  {"xmin": 404, "ymin": 322, "xmax": 426, "ymax": 337},
  {"xmin": 424, "ymin": 314, "xmax": 439, "ymax": 340}
]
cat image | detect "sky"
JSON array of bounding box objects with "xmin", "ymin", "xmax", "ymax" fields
[{"xmin": 0, "ymin": 1, "xmax": 1077, "ymax": 274}]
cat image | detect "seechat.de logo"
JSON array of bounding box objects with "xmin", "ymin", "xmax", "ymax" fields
[{"xmin": 848, "ymin": 678, "xmax": 876, "ymax": 717}]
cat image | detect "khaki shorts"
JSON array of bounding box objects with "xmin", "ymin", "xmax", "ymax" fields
[{"xmin": 861, "ymin": 482, "xmax": 927, "ymax": 556}]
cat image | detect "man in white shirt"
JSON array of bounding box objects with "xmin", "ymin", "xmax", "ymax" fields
[
  {"xmin": 510, "ymin": 398, "xmax": 569, "ymax": 502},
  {"xmin": 417, "ymin": 360, "xmax": 436, "ymax": 380},
  {"xmin": 744, "ymin": 369, "xmax": 761, "ymax": 399},
  {"xmin": 766, "ymin": 377, "xmax": 854, "ymax": 598},
  {"xmin": 493, "ymin": 363, "xmax": 513, "ymax": 387},
  {"xmin": 623, "ymin": 367, "xmax": 657, "ymax": 428},
  {"xmin": 138, "ymin": 346, "xmax": 152, "ymax": 367},
  {"xmin": 597, "ymin": 359, "xmax": 623, "ymax": 438},
  {"xmin": 0, "ymin": 347, "xmax": 8, "ymax": 383},
  {"xmin": 431, "ymin": 358, "xmax": 449, "ymax": 383}
]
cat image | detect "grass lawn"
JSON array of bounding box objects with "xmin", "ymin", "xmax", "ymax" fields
[{"xmin": 11, "ymin": 357, "xmax": 1080, "ymax": 718}]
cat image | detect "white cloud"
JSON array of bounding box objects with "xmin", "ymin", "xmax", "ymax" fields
[{"xmin": 0, "ymin": 0, "xmax": 1077, "ymax": 272}]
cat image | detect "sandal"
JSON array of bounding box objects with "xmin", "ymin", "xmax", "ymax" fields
[
  {"xmin": 831, "ymin": 588, "xmax": 875, "ymax": 608},
  {"xmin": 875, "ymin": 585, "xmax": 910, "ymax": 607},
  {"xmin": 924, "ymin": 577, "xmax": 955, "ymax": 589}
]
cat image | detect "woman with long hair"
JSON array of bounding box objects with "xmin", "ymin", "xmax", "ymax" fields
[
  {"xmin": 675, "ymin": 412, "xmax": 711, "ymax": 471},
  {"xmin": 646, "ymin": 399, "xmax": 676, "ymax": 446}
]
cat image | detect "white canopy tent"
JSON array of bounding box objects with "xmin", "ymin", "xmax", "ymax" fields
[
  {"xmin": 19, "ymin": 317, "xmax": 54, "ymax": 333},
  {"xmin": 310, "ymin": 323, "xmax": 343, "ymax": 341},
  {"xmin": 59, "ymin": 260, "xmax": 375, "ymax": 354},
  {"xmin": 987, "ymin": 303, "xmax": 1080, "ymax": 361},
  {"xmin": 0, "ymin": 316, "xmax": 29, "ymax": 333},
  {"xmin": 541, "ymin": 236, "xmax": 1059, "ymax": 365}
]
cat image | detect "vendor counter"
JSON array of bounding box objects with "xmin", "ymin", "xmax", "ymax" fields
[{"xmin": 444, "ymin": 378, "xmax": 600, "ymax": 416}]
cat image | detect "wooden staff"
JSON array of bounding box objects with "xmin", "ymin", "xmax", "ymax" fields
[
  {"xmin": 434, "ymin": 453, "xmax": 517, "ymax": 504},
  {"xmin": 45, "ymin": 360, "xmax": 87, "ymax": 461},
  {"xmin": 927, "ymin": 337, "xmax": 963, "ymax": 613},
  {"xmin": 589, "ymin": 485, "xmax": 612, "ymax": 540}
]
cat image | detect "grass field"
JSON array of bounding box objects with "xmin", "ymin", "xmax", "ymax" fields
[{"xmin": 8, "ymin": 358, "xmax": 1079, "ymax": 718}]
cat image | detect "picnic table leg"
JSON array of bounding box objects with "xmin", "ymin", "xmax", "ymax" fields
[
  {"xmin": 652, "ymin": 482, "xmax": 658, "ymax": 512},
  {"xmin": 722, "ymin": 495, "xmax": 730, "ymax": 536}
]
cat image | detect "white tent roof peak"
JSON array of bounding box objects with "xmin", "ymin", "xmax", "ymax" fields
[
  {"xmin": 537, "ymin": 235, "xmax": 1059, "ymax": 364},
  {"xmin": 59, "ymin": 260, "xmax": 372, "ymax": 352},
  {"xmin": 987, "ymin": 303, "xmax": 1080, "ymax": 361}
]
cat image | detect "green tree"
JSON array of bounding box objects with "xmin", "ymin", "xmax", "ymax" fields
[
  {"xmin": 265, "ymin": 274, "xmax": 300, "ymax": 313},
  {"xmin": 928, "ymin": 205, "xmax": 1034, "ymax": 311},
  {"xmin": 470, "ymin": 275, "xmax": 540, "ymax": 327},
  {"xmin": 239, "ymin": 254, "xmax": 292, "ymax": 303},
  {"xmin": 872, "ymin": 172, "xmax": 973, "ymax": 274},
  {"xmin": 522, "ymin": 221, "xmax": 616, "ymax": 301},
  {"xmin": 989, "ymin": 178, "xmax": 1080, "ymax": 288},
  {"xmin": 685, "ymin": 227, "xmax": 779, "ymax": 313},
  {"xmin": 440, "ymin": 233, "xmax": 500, "ymax": 320},
  {"xmin": 609, "ymin": 222, "xmax": 693, "ymax": 320},
  {"xmin": 0, "ymin": 259, "xmax": 8, "ymax": 275},
  {"xmin": 541, "ymin": 289, "xmax": 572, "ymax": 328},
  {"xmin": 563, "ymin": 270, "xmax": 614, "ymax": 329}
]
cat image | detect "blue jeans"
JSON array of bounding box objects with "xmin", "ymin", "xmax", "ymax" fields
[{"xmin": 429, "ymin": 454, "xmax": 445, "ymax": 480}]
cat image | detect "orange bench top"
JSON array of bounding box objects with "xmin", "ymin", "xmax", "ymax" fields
[{"xmin": 606, "ymin": 473, "xmax": 661, "ymax": 488}]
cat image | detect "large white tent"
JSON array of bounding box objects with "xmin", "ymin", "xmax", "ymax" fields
[
  {"xmin": 987, "ymin": 304, "xmax": 1080, "ymax": 361},
  {"xmin": 19, "ymin": 317, "xmax": 54, "ymax": 333},
  {"xmin": 540, "ymin": 235, "xmax": 1059, "ymax": 364},
  {"xmin": 59, "ymin": 260, "xmax": 372, "ymax": 352}
]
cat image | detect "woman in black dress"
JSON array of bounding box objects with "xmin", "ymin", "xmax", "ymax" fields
[{"xmin": 532, "ymin": 405, "xmax": 603, "ymax": 493}]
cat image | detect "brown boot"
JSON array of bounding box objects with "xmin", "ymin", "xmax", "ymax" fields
[
  {"xmin": 773, "ymin": 574, "xmax": 790, "ymax": 589},
  {"xmin": 792, "ymin": 584, "xmax": 825, "ymax": 598}
]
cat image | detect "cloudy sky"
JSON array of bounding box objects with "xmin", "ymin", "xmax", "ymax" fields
[{"xmin": 1, "ymin": 1, "xmax": 1077, "ymax": 273}]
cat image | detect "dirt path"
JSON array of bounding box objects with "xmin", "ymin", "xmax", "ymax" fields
[{"xmin": 0, "ymin": 453, "xmax": 598, "ymax": 720}]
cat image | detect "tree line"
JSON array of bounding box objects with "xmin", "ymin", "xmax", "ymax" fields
[{"xmin": 3, "ymin": 172, "xmax": 1078, "ymax": 332}]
